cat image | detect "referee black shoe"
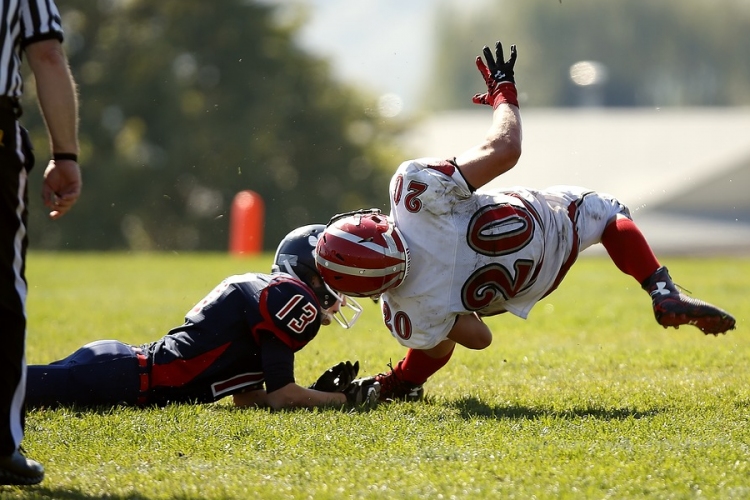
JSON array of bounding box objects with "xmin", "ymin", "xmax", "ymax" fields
[{"xmin": 0, "ymin": 450, "xmax": 44, "ymax": 486}]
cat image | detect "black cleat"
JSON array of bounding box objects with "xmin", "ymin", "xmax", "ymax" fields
[
  {"xmin": 642, "ymin": 266, "xmax": 736, "ymax": 336},
  {"xmin": 0, "ymin": 450, "xmax": 44, "ymax": 486}
]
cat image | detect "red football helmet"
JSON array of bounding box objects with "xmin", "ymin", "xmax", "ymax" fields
[{"xmin": 315, "ymin": 209, "xmax": 410, "ymax": 297}]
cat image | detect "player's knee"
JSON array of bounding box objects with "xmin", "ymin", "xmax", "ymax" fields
[
  {"xmin": 462, "ymin": 330, "xmax": 493, "ymax": 350},
  {"xmin": 475, "ymin": 331, "xmax": 493, "ymax": 350},
  {"xmin": 449, "ymin": 315, "xmax": 494, "ymax": 350}
]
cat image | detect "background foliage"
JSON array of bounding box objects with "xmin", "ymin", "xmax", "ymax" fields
[
  {"xmin": 21, "ymin": 0, "xmax": 404, "ymax": 252},
  {"xmin": 18, "ymin": 0, "xmax": 750, "ymax": 251},
  {"xmin": 430, "ymin": 0, "xmax": 750, "ymax": 109}
]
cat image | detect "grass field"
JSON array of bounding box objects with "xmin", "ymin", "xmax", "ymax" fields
[{"xmin": 3, "ymin": 251, "xmax": 748, "ymax": 499}]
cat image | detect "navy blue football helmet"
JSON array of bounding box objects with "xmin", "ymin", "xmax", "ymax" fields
[{"xmin": 272, "ymin": 225, "xmax": 361, "ymax": 329}]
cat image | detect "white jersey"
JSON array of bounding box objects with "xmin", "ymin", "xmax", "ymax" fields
[{"xmin": 381, "ymin": 158, "xmax": 627, "ymax": 349}]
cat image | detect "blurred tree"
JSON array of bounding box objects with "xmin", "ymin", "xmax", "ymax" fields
[
  {"xmin": 430, "ymin": 0, "xmax": 750, "ymax": 109},
  {"xmin": 22, "ymin": 0, "xmax": 405, "ymax": 251}
]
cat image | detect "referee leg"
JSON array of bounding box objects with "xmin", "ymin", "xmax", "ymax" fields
[{"xmin": 0, "ymin": 116, "xmax": 30, "ymax": 456}]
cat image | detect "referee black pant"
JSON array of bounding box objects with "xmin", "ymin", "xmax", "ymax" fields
[{"xmin": 0, "ymin": 101, "xmax": 34, "ymax": 455}]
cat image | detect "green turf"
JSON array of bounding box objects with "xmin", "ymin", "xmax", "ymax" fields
[{"xmin": 4, "ymin": 252, "xmax": 748, "ymax": 499}]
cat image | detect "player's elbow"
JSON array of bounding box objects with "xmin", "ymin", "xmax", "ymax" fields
[
  {"xmin": 483, "ymin": 136, "xmax": 521, "ymax": 178},
  {"xmin": 264, "ymin": 384, "xmax": 298, "ymax": 410},
  {"xmin": 498, "ymin": 134, "xmax": 522, "ymax": 169},
  {"xmin": 508, "ymin": 138, "xmax": 522, "ymax": 166},
  {"xmin": 233, "ymin": 389, "xmax": 267, "ymax": 408},
  {"xmin": 25, "ymin": 39, "xmax": 67, "ymax": 71}
]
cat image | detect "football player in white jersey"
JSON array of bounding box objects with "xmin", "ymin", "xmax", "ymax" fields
[{"xmin": 315, "ymin": 41, "xmax": 736, "ymax": 401}]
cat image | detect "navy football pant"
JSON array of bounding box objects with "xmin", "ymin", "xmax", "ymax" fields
[{"xmin": 26, "ymin": 340, "xmax": 141, "ymax": 407}]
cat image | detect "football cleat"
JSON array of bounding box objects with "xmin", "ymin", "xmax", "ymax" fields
[
  {"xmin": 642, "ymin": 266, "xmax": 736, "ymax": 336},
  {"xmin": 0, "ymin": 450, "xmax": 44, "ymax": 486},
  {"xmin": 372, "ymin": 364, "xmax": 425, "ymax": 402}
]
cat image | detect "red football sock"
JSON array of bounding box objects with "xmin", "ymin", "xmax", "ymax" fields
[
  {"xmin": 600, "ymin": 217, "xmax": 660, "ymax": 284},
  {"xmin": 393, "ymin": 346, "xmax": 455, "ymax": 385}
]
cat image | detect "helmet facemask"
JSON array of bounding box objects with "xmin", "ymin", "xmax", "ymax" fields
[
  {"xmin": 274, "ymin": 240, "xmax": 362, "ymax": 329},
  {"xmin": 320, "ymin": 283, "xmax": 363, "ymax": 329}
]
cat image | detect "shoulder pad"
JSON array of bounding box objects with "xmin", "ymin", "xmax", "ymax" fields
[{"xmin": 256, "ymin": 275, "xmax": 322, "ymax": 351}]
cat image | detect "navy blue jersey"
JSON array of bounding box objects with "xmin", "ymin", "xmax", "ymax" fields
[{"xmin": 142, "ymin": 272, "xmax": 322, "ymax": 405}]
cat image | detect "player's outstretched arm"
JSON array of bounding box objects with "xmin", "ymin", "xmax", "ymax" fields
[
  {"xmin": 455, "ymin": 41, "xmax": 522, "ymax": 190},
  {"xmin": 252, "ymin": 379, "xmax": 380, "ymax": 410},
  {"xmin": 241, "ymin": 383, "xmax": 348, "ymax": 410},
  {"xmin": 233, "ymin": 389, "xmax": 269, "ymax": 408}
]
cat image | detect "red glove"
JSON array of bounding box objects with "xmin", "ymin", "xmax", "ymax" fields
[{"xmin": 472, "ymin": 41, "xmax": 519, "ymax": 108}]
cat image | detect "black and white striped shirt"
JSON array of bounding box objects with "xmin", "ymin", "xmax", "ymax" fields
[{"xmin": 0, "ymin": 0, "xmax": 64, "ymax": 98}]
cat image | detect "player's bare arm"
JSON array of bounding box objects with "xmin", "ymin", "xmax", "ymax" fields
[
  {"xmin": 455, "ymin": 41, "xmax": 522, "ymax": 190},
  {"xmin": 264, "ymin": 380, "xmax": 380, "ymax": 410},
  {"xmin": 232, "ymin": 385, "xmax": 347, "ymax": 410},
  {"xmin": 26, "ymin": 38, "xmax": 82, "ymax": 219},
  {"xmin": 232, "ymin": 389, "xmax": 269, "ymax": 408},
  {"xmin": 25, "ymin": 39, "xmax": 79, "ymax": 156},
  {"xmin": 455, "ymin": 105, "xmax": 522, "ymax": 189},
  {"xmin": 263, "ymin": 383, "xmax": 347, "ymax": 410}
]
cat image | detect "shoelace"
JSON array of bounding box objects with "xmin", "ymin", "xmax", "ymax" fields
[{"xmin": 378, "ymin": 359, "xmax": 406, "ymax": 392}]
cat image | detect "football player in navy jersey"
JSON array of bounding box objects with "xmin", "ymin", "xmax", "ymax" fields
[{"xmin": 26, "ymin": 225, "xmax": 380, "ymax": 410}]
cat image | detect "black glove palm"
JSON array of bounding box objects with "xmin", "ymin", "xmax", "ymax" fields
[
  {"xmin": 472, "ymin": 41, "xmax": 518, "ymax": 106},
  {"xmin": 309, "ymin": 361, "xmax": 359, "ymax": 392}
]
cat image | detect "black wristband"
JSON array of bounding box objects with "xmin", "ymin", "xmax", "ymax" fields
[{"xmin": 52, "ymin": 153, "xmax": 78, "ymax": 162}]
